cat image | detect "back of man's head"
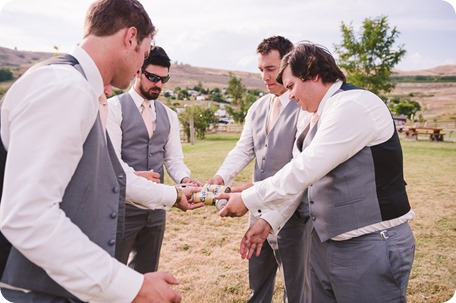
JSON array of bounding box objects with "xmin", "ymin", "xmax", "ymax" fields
[
  {"xmin": 257, "ymin": 36, "xmax": 294, "ymax": 59},
  {"xmin": 84, "ymin": 0, "xmax": 155, "ymax": 44},
  {"xmin": 142, "ymin": 46, "xmax": 171, "ymax": 69}
]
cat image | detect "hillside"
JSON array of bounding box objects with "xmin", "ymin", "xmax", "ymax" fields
[
  {"xmin": 1, "ymin": 46, "xmax": 455, "ymax": 121},
  {"xmin": 0, "ymin": 46, "xmax": 263, "ymax": 90}
]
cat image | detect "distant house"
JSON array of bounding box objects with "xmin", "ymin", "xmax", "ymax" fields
[{"xmin": 196, "ymin": 96, "xmax": 206, "ymax": 101}]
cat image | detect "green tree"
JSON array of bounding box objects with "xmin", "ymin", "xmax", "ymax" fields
[
  {"xmin": 0, "ymin": 69, "xmax": 13, "ymax": 82},
  {"xmin": 226, "ymin": 72, "xmax": 245, "ymax": 106},
  {"xmin": 334, "ymin": 16, "xmax": 406, "ymax": 96},
  {"xmin": 178, "ymin": 105, "xmax": 218, "ymax": 141},
  {"xmin": 225, "ymin": 72, "xmax": 252, "ymax": 123},
  {"xmin": 387, "ymin": 97, "xmax": 421, "ymax": 119}
]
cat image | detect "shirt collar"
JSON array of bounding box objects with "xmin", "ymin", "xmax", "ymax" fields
[
  {"xmin": 129, "ymin": 87, "xmax": 151, "ymax": 109},
  {"xmin": 316, "ymin": 80, "xmax": 343, "ymax": 116},
  {"xmin": 69, "ymin": 45, "xmax": 103, "ymax": 99},
  {"xmin": 272, "ymin": 90, "xmax": 291, "ymax": 108}
]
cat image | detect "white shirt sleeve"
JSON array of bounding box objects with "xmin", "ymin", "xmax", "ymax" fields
[
  {"xmin": 162, "ymin": 108, "xmax": 191, "ymax": 183},
  {"xmin": 215, "ymin": 102, "xmax": 258, "ymax": 185},
  {"xmin": 0, "ymin": 66, "xmax": 143, "ymax": 303},
  {"xmin": 242, "ymin": 88, "xmax": 395, "ymax": 216},
  {"xmin": 106, "ymin": 96, "xmax": 176, "ymax": 209}
]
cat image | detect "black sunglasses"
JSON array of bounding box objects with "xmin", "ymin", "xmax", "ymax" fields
[{"xmin": 141, "ymin": 68, "xmax": 170, "ymax": 84}]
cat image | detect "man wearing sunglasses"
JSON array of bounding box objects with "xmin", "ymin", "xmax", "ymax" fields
[{"xmin": 107, "ymin": 46, "xmax": 202, "ymax": 274}]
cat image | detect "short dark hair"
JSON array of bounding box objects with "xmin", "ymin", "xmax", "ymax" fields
[
  {"xmin": 277, "ymin": 41, "xmax": 346, "ymax": 85},
  {"xmin": 142, "ymin": 46, "xmax": 171, "ymax": 69},
  {"xmin": 84, "ymin": 0, "xmax": 155, "ymax": 44},
  {"xmin": 256, "ymin": 36, "xmax": 294, "ymax": 59}
]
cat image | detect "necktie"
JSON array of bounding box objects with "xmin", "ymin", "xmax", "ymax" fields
[
  {"xmin": 310, "ymin": 112, "xmax": 319, "ymax": 130},
  {"xmin": 98, "ymin": 94, "xmax": 108, "ymax": 134},
  {"xmin": 267, "ymin": 96, "xmax": 281, "ymax": 133},
  {"xmin": 141, "ymin": 100, "xmax": 153, "ymax": 138}
]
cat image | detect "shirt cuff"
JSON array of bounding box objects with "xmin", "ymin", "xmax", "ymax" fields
[
  {"xmin": 96, "ymin": 263, "xmax": 143, "ymax": 303},
  {"xmin": 160, "ymin": 185, "xmax": 178, "ymax": 209},
  {"xmin": 241, "ymin": 185, "xmax": 263, "ymax": 217}
]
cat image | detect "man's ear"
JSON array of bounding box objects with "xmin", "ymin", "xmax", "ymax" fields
[{"xmin": 124, "ymin": 27, "xmax": 138, "ymax": 48}]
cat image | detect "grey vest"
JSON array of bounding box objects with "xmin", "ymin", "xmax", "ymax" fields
[
  {"xmin": 0, "ymin": 55, "xmax": 126, "ymax": 300},
  {"xmin": 303, "ymin": 83, "xmax": 410, "ymax": 242},
  {"xmin": 251, "ymin": 95, "xmax": 300, "ymax": 181},
  {"xmin": 1, "ymin": 118, "xmax": 125, "ymax": 300},
  {"xmin": 118, "ymin": 93, "xmax": 171, "ymax": 183}
]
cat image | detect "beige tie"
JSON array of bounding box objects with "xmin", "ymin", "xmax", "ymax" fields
[
  {"xmin": 141, "ymin": 100, "xmax": 153, "ymax": 138},
  {"xmin": 98, "ymin": 94, "xmax": 108, "ymax": 133},
  {"xmin": 267, "ymin": 96, "xmax": 281, "ymax": 133},
  {"xmin": 310, "ymin": 112, "xmax": 319, "ymax": 130}
]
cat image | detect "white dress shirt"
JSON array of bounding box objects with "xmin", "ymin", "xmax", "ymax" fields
[
  {"xmin": 242, "ymin": 81, "xmax": 414, "ymax": 238},
  {"xmin": 107, "ymin": 87, "xmax": 190, "ymax": 209},
  {"xmin": 216, "ymin": 91, "xmax": 311, "ymax": 232},
  {"xmin": 0, "ymin": 46, "xmax": 143, "ymax": 302}
]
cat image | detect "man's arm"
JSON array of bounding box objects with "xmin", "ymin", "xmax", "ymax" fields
[
  {"xmin": 209, "ymin": 101, "xmax": 259, "ymax": 186},
  {"xmin": 0, "ymin": 68, "xmax": 143, "ymax": 303}
]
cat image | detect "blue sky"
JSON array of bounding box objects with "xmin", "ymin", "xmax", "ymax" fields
[{"xmin": 0, "ymin": 0, "xmax": 455, "ymax": 73}]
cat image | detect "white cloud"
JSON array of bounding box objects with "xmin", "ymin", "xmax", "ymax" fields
[{"xmin": 0, "ymin": 0, "xmax": 455, "ymax": 72}]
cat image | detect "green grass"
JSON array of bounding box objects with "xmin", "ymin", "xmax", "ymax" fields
[{"xmin": 161, "ymin": 133, "xmax": 456, "ymax": 303}]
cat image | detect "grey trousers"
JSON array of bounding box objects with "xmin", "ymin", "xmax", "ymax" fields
[
  {"xmin": 248, "ymin": 209, "xmax": 310, "ymax": 303},
  {"xmin": 115, "ymin": 205, "xmax": 166, "ymax": 274},
  {"xmin": 310, "ymin": 222, "xmax": 415, "ymax": 303}
]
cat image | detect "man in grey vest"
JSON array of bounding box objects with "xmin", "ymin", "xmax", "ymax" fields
[
  {"xmin": 208, "ymin": 36, "xmax": 311, "ymax": 303},
  {"xmin": 220, "ymin": 42, "xmax": 416, "ymax": 303},
  {"xmin": 0, "ymin": 0, "xmax": 185, "ymax": 302},
  {"xmin": 107, "ymin": 45, "xmax": 202, "ymax": 274}
]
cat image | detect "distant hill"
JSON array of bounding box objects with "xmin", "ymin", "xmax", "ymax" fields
[
  {"xmin": 2, "ymin": 46, "xmax": 456, "ymax": 90},
  {"xmin": 0, "ymin": 46, "xmax": 264, "ymax": 90},
  {"xmin": 394, "ymin": 65, "xmax": 456, "ymax": 76}
]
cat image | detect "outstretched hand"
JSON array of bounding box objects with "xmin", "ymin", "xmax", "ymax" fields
[
  {"xmin": 216, "ymin": 192, "xmax": 248, "ymax": 217},
  {"xmin": 174, "ymin": 186, "xmax": 204, "ymax": 211},
  {"xmin": 240, "ymin": 219, "xmax": 271, "ymax": 259},
  {"xmin": 230, "ymin": 182, "xmax": 253, "ymax": 193},
  {"xmin": 132, "ymin": 271, "xmax": 181, "ymax": 303}
]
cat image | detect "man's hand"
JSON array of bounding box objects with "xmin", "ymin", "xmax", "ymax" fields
[
  {"xmin": 181, "ymin": 177, "xmax": 203, "ymax": 186},
  {"xmin": 216, "ymin": 192, "xmax": 248, "ymax": 217},
  {"xmin": 132, "ymin": 271, "xmax": 182, "ymax": 303},
  {"xmin": 135, "ymin": 170, "xmax": 161, "ymax": 183},
  {"xmin": 173, "ymin": 186, "xmax": 204, "ymax": 212},
  {"xmin": 240, "ymin": 219, "xmax": 271, "ymax": 260},
  {"xmin": 230, "ymin": 182, "xmax": 253, "ymax": 193},
  {"xmin": 206, "ymin": 175, "xmax": 224, "ymax": 185}
]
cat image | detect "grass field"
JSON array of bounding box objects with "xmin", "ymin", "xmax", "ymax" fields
[{"xmin": 159, "ymin": 133, "xmax": 456, "ymax": 303}]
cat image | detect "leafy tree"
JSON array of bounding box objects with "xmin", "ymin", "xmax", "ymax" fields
[
  {"xmin": 0, "ymin": 69, "xmax": 13, "ymax": 82},
  {"xmin": 226, "ymin": 72, "xmax": 245, "ymax": 106},
  {"xmin": 178, "ymin": 105, "xmax": 218, "ymax": 141},
  {"xmin": 387, "ymin": 97, "xmax": 421, "ymax": 119},
  {"xmin": 334, "ymin": 16, "xmax": 406, "ymax": 96}
]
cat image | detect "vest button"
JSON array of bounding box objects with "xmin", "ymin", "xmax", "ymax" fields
[
  {"xmin": 257, "ymin": 209, "xmax": 262, "ymax": 213},
  {"xmin": 110, "ymin": 212, "xmax": 117, "ymax": 219},
  {"xmin": 310, "ymin": 200, "xmax": 314, "ymax": 204},
  {"xmin": 265, "ymin": 144, "xmax": 268, "ymax": 147},
  {"xmin": 113, "ymin": 186, "xmax": 120, "ymax": 193},
  {"xmin": 312, "ymin": 216, "xmax": 316, "ymax": 221},
  {"xmin": 108, "ymin": 239, "xmax": 116, "ymax": 246},
  {"xmin": 149, "ymin": 153, "xmax": 153, "ymax": 157}
]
